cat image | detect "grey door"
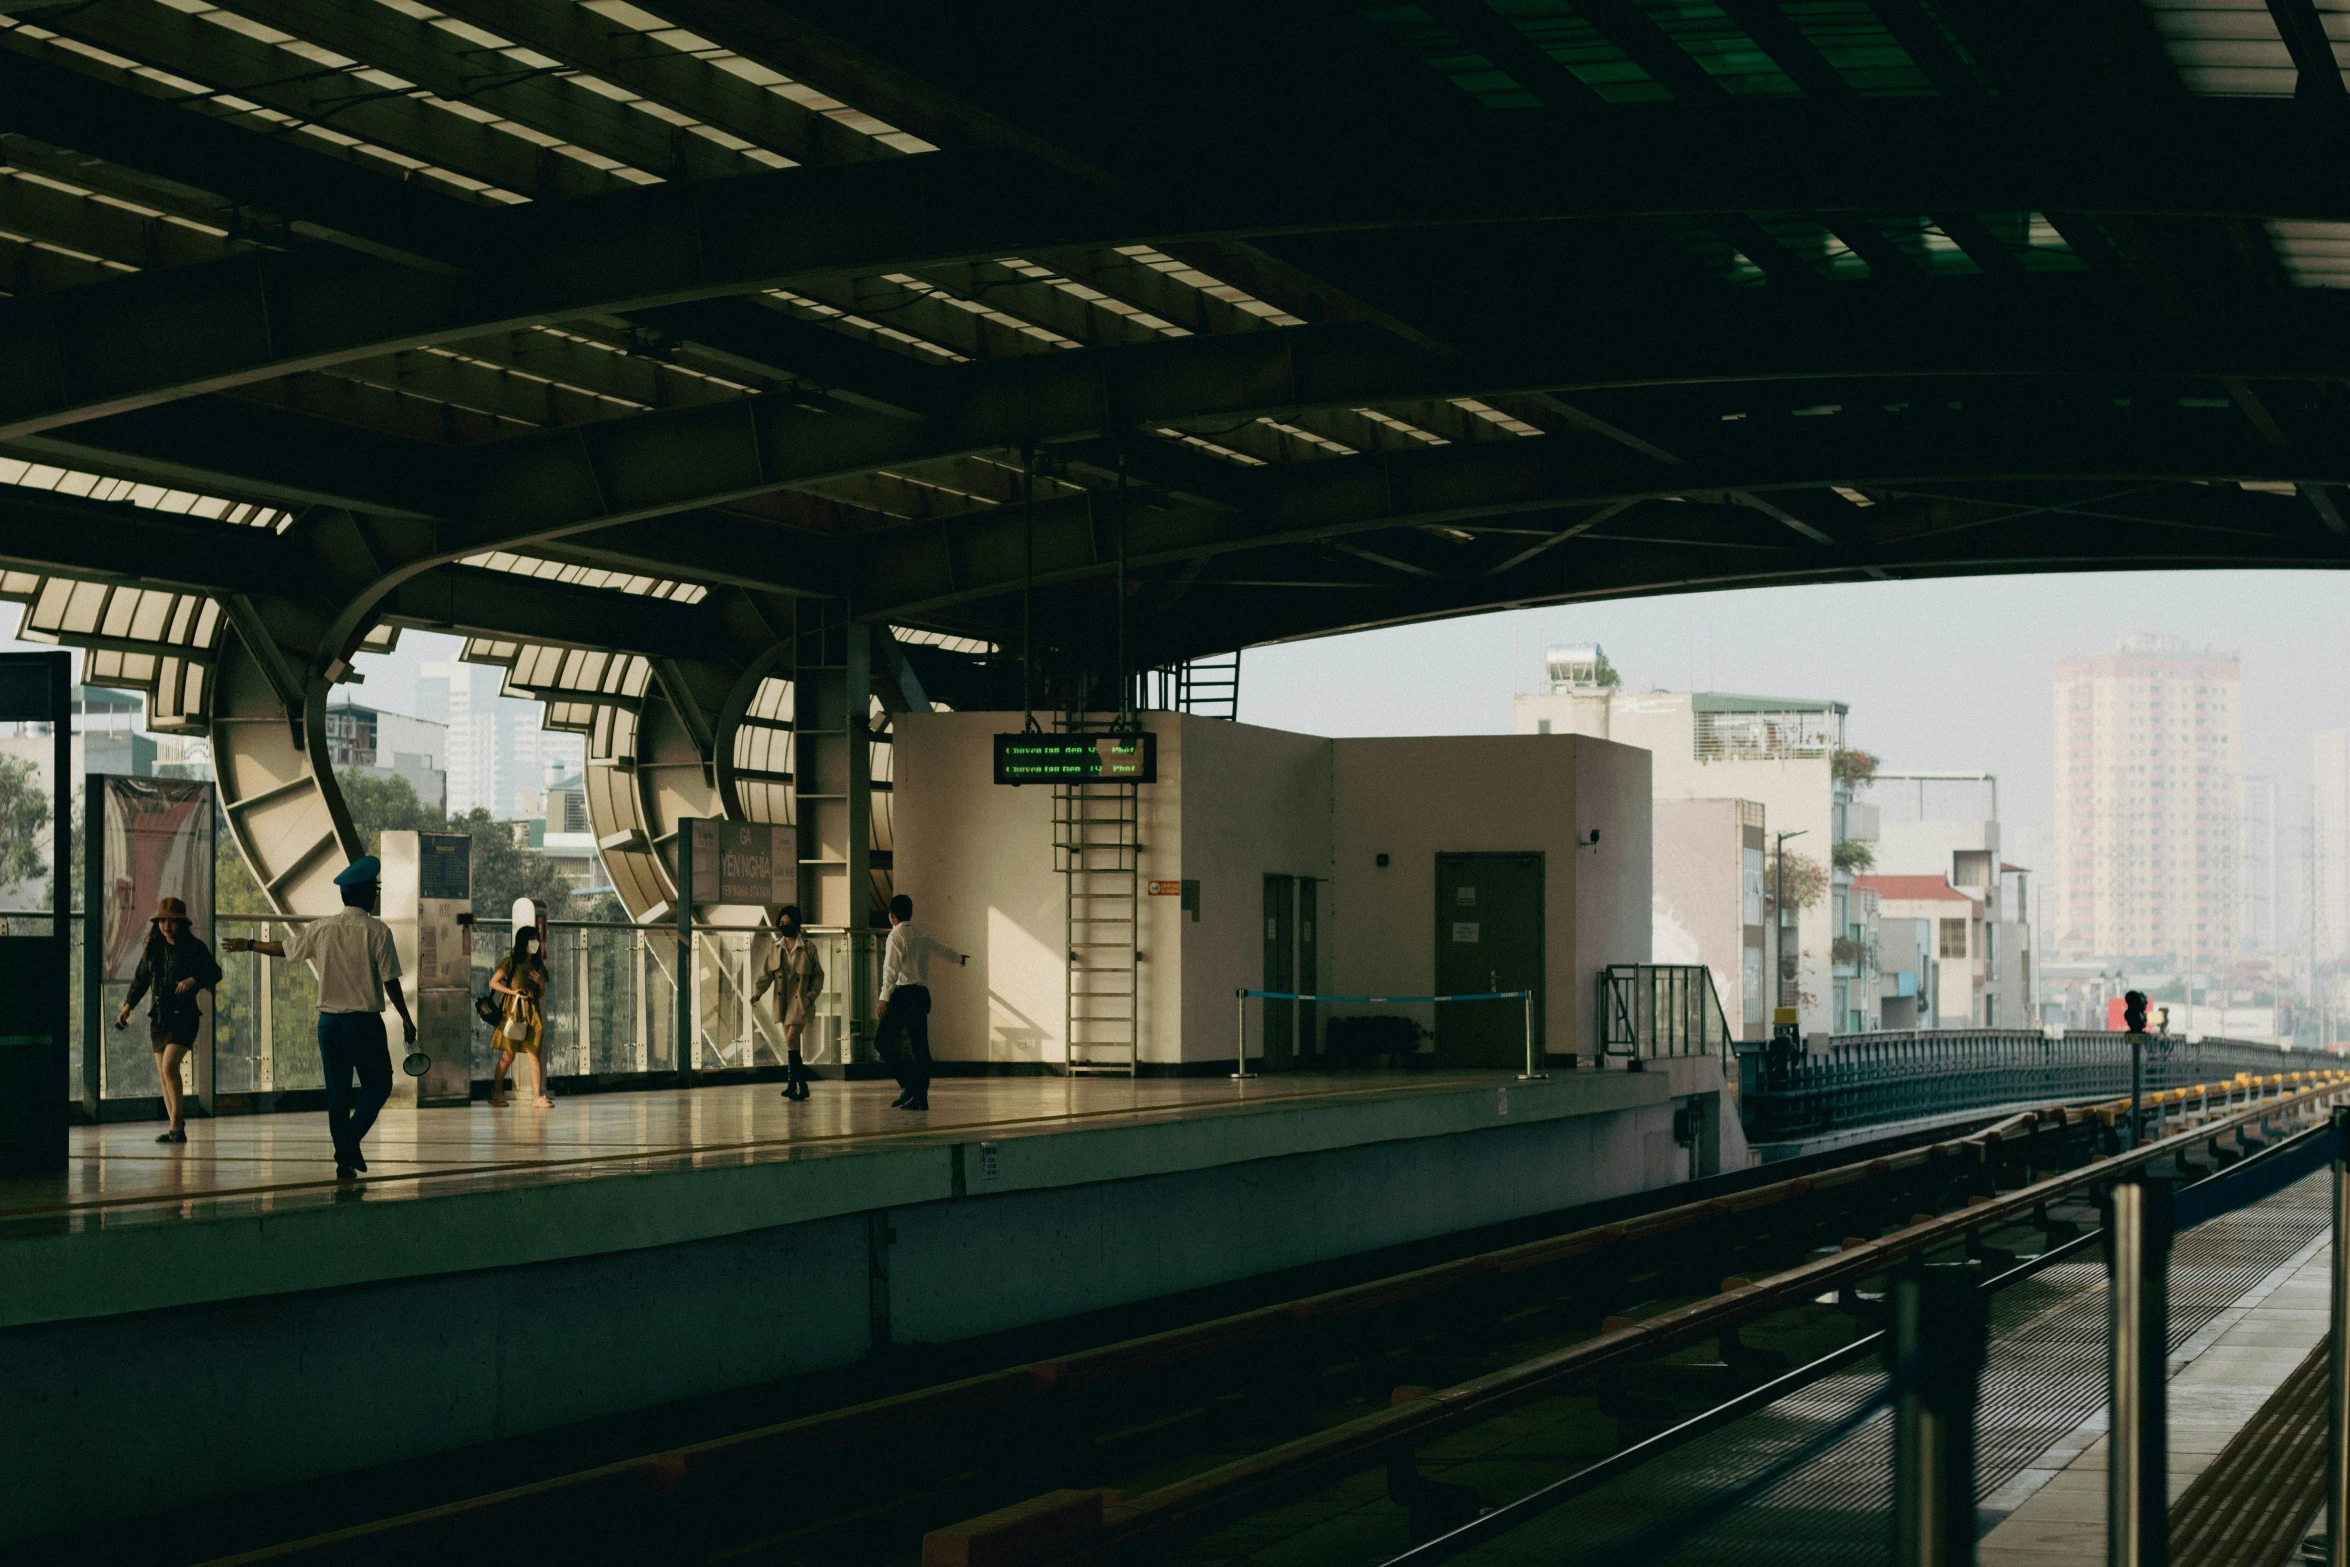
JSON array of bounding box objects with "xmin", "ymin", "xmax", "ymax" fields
[
  {"xmin": 1434, "ymin": 853, "xmax": 1545, "ymax": 1069},
  {"xmin": 1262, "ymin": 874, "xmax": 1296, "ymax": 1070}
]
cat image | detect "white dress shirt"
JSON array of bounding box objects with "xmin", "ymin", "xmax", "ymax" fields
[
  {"xmin": 283, "ymin": 906, "xmax": 402, "ymax": 1015},
  {"xmin": 878, "ymin": 920, "xmax": 963, "ymax": 998}
]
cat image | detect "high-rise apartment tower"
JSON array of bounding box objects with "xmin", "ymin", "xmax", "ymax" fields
[
  {"xmin": 2052, "ymin": 634, "xmax": 2241, "ymax": 970},
  {"xmin": 2312, "ymin": 729, "xmax": 2350, "ymax": 962}
]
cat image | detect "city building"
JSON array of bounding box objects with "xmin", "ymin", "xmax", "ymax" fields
[
  {"xmin": 323, "ymin": 697, "xmax": 448, "ymax": 814},
  {"xmin": 1855, "ymin": 875, "xmax": 1984, "ymax": 1027},
  {"xmin": 1869, "ymin": 772, "xmax": 2033, "ymax": 1026},
  {"xmin": 1651, "ymin": 798, "xmax": 1767, "ymax": 1039},
  {"xmin": 1516, "ymin": 645, "xmax": 1854, "ymax": 1039},
  {"xmin": 417, "ymin": 658, "xmax": 584, "ymax": 820},
  {"xmin": 1874, "ymin": 909, "xmax": 1939, "ymax": 1030},
  {"xmin": 2051, "ymin": 634, "xmax": 2242, "ymax": 975},
  {"xmin": 2315, "ymin": 728, "xmax": 2350, "ymax": 963},
  {"xmin": 1830, "ymin": 775, "xmax": 1882, "ymax": 1033},
  {"xmin": 523, "ymin": 774, "xmax": 612, "ymax": 895},
  {"xmin": 2242, "ymin": 773, "xmax": 2278, "ymax": 957}
]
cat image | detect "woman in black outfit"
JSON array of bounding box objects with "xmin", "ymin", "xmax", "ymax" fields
[{"xmin": 116, "ymin": 896, "xmax": 222, "ymax": 1144}]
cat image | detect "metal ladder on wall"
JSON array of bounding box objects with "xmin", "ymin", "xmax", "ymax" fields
[
  {"xmin": 1055, "ymin": 714, "xmax": 1141, "ymax": 1076},
  {"xmin": 1176, "ymin": 652, "xmax": 1241, "ymax": 719}
]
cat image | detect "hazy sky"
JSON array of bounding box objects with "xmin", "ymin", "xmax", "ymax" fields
[
  {"xmin": 1239, "ymin": 569, "xmax": 2350, "ymax": 844},
  {"xmin": 13, "ymin": 565, "xmax": 2344, "ymax": 852}
]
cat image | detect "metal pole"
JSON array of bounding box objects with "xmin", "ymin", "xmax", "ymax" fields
[
  {"xmin": 2327, "ymin": 1105, "xmax": 2349, "ymax": 1567},
  {"xmin": 1520, "ymin": 989, "xmax": 1544, "ymax": 1081},
  {"xmin": 2108, "ymin": 1177, "xmax": 2172, "ymax": 1567},
  {"xmin": 1232, "ymin": 989, "xmax": 1256, "ymax": 1081},
  {"xmin": 2129, "ymin": 1029, "xmax": 2144, "ymax": 1151},
  {"xmin": 676, "ymin": 818, "xmax": 695, "ymax": 1089},
  {"xmin": 1893, "ymin": 1267, "xmax": 1987, "ymax": 1567}
]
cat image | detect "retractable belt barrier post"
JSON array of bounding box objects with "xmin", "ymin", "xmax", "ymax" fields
[{"xmin": 1235, "ymin": 988, "xmax": 1539, "ymax": 1080}]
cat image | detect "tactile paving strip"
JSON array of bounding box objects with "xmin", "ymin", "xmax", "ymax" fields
[{"xmin": 1443, "ymin": 1171, "xmax": 2332, "ymax": 1567}]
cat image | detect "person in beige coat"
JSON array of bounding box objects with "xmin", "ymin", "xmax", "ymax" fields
[{"xmin": 753, "ymin": 903, "xmax": 825, "ymax": 1101}]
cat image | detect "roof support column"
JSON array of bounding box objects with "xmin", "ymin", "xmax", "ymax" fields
[{"xmin": 793, "ymin": 601, "xmax": 874, "ymax": 1068}]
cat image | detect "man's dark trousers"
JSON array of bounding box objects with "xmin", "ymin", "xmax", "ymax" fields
[
  {"xmin": 317, "ymin": 1011, "xmax": 392, "ymax": 1168},
  {"xmin": 874, "ymin": 984, "xmax": 932, "ymax": 1097}
]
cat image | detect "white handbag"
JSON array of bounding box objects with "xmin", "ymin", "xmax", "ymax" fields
[{"xmin": 501, "ymin": 1009, "xmax": 529, "ymax": 1041}]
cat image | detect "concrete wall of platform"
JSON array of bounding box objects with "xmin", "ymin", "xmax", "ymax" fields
[
  {"xmin": 2, "ymin": 1067, "xmax": 1726, "ymax": 1544},
  {"xmin": 894, "ymin": 714, "xmax": 1652, "ymax": 1068}
]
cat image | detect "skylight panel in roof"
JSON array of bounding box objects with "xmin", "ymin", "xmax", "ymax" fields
[
  {"xmin": 1655, "ymin": 216, "xmax": 1769, "ymax": 285},
  {"xmin": 461, "ymin": 551, "xmax": 710, "ymax": 604},
  {"xmin": 579, "ymin": 0, "xmax": 934, "ymax": 153},
  {"xmin": 0, "ymin": 458, "xmax": 291, "ymax": 529},
  {"xmin": 1488, "ymin": 0, "xmax": 1670, "ymax": 101},
  {"xmin": 1353, "ymin": 407, "xmax": 1451, "ymax": 445},
  {"xmin": 1783, "ymin": 1, "xmax": 1937, "ymax": 96},
  {"xmin": 994, "ymin": 257, "xmax": 1191, "ymax": 337},
  {"xmin": 1110, "ymin": 247, "xmax": 1308, "ymax": 327},
  {"xmin": 0, "ymin": 15, "xmax": 534, "ymax": 204},
  {"xmin": 1153, "ymin": 429, "xmax": 1269, "ymax": 466},
  {"xmin": 1636, "ymin": 1, "xmax": 1798, "ymax": 96},
  {"xmin": 2265, "ymin": 221, "xmax": 2350, "ymax": 286},
  {"xmin": 1751, "ymin": 215, "xmax": 1866, "ymax": 279},
  {"xmin": 890, "ymin": 626, "xmax": 999, "ymax": 657},
  {"xmin": 1257, "ymin": 418, "xmax": 1358, "ymax": 456},
  {"xmin": 1449, "ymin": 398, "xmax": 1543, "ymax": 436},
  {"xmin": 879, "ymin": 273, "xmax": 1084, "ymax": 350},
  {"xmin": 1359, "ymin": 5, "xmax": 1543, "ymax": 107},
  {"xmin": 1972, "ymin": 211, "xmax": 2091, "ymax": 273},
  {"xmin": 2142, "ymin": 0, "xmax": 2339, "ymax": 96}
]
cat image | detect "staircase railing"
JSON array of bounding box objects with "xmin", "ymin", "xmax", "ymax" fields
[{"xmin": 1596, "ymin": 964, "xmax": 1734, "ymax": 1069}]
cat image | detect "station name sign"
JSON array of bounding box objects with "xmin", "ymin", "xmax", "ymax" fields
[{"xmin": 994, "ymin": 731, "xmax": 1157, "ymax": 785}]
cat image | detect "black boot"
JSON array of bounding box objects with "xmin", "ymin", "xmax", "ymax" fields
[{"xmin": 783, "ymin": 1054, "xmax": 810, "ymax": 1100}]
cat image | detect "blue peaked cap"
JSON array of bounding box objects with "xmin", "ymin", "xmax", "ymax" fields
[{"xmin": 333, "ymin": 855, "xmax": 382, "ymax": 886}]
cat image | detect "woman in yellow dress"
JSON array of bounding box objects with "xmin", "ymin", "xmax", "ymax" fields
[{"xmin": 488, "ymin": 927, "xmax": 552, "ymax": 1108}]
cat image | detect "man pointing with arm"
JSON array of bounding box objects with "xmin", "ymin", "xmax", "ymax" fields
[
  {"xmin": 225, "ymin": 856, "xmax": 415, "ymax": 1181},
  {"xmin": 874, "ymin": 893, "xmax": 964, "ymax": 1113}
]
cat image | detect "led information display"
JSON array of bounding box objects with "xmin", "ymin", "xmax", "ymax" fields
[{"xmin": 994, "ymin": 731, "xmax": 1157, "ymax": 785}]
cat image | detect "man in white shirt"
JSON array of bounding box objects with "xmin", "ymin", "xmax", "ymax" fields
[
  {"xmin": 226, "ymin": 855, "xmax": 417, "ymax": 1179},
  {"xmin": 875, "ymin": 893, "xmax": 964, "ymax": 1112}
]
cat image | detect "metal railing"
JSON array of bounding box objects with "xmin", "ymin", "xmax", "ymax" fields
[
  {"xmin": 1738, "ymin": 1026, "xmax": 2315, "ymax": 1143},
  {"xmin": 1596, "ymin": 964, "xmax": 1734, "ymax": 1067},
  {"xmin": 49, "ymin": 908, "xmax": 884, "ymax": 1110}
]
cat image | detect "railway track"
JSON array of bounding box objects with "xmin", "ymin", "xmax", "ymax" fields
[{"xmin": 193, "ymin": 1071, "xmax": 2348, "ymax": 1567}]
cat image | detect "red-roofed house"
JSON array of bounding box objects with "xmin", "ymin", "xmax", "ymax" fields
[{"xmin": 1856, "ymin": 875, "xmax": 1984, "ymax": 1029}]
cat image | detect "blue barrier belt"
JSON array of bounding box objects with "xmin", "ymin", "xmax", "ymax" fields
[{"xmin": 1237, "ymin": 989, "xmax": 1531, "ymax": 1003}]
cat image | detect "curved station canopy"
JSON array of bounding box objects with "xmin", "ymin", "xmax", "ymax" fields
[{"xmin": 2, "ymin": 0, "xmax": 2346, "ymax": 915}]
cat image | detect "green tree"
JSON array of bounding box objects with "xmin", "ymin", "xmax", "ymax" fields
[
  {"xmin": 340, "ymin": 772, "xmax": 446, "ymax": 850},
  {"xmin": 1764, "ymin": 847, "xmax": 1829, "ymax": 917},
  {"xmin": 0, "ymin": 754, "xmax": 50, "ymax": 889},
  {"xmin": 449, "ymin": 806, "xmax": 576, "ymax": 923}
]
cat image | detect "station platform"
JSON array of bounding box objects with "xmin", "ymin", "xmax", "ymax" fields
[{"xmin": 3, "ymin": 1058, "xmax": 1731, "ymax": 1546}]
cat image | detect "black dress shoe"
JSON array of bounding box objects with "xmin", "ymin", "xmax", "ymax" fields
[
  {"xmin": 889, "ymin": 1091, "xmax": 911, "ymax": 1108},
  {"xmin": 899, "ymin": 1095, "xmax": 928, "ymax": 1112},
  {"xmin": 155, "ymin": 1128, "xmax": 186, "ymax": 1144},
  {"xmin": 334, "ymin": 1164, "xmax": 359, "ymax": 1182}
]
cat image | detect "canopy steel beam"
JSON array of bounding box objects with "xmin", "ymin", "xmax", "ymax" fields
[
  {"xmin": 1126, "ymin": 489, "xmax": 2349, "ymax": 663},
  {"xmin": 849, "ymin": 410, "xmax": 2350, "ymax": 618},
  {"xmin": 13, "ymin": 99, "xmax": 2350, "ymax": 438},
  {"xmin": 0, "ymin": 50, "xmax": 484, "ymax": 270}
]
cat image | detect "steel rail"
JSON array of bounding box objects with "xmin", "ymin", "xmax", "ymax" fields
[
  {"xmin": 1059, "ymin": 1072, "xmax": 2350, "ymax": 1562},
  {"xmin": 191, "ymin": 1072, "xmax": 2340, "ymax": 1565},
  {"xmin": 1385, "ymin": 1109, "xmax": 2350, "ymax": 1567}
]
